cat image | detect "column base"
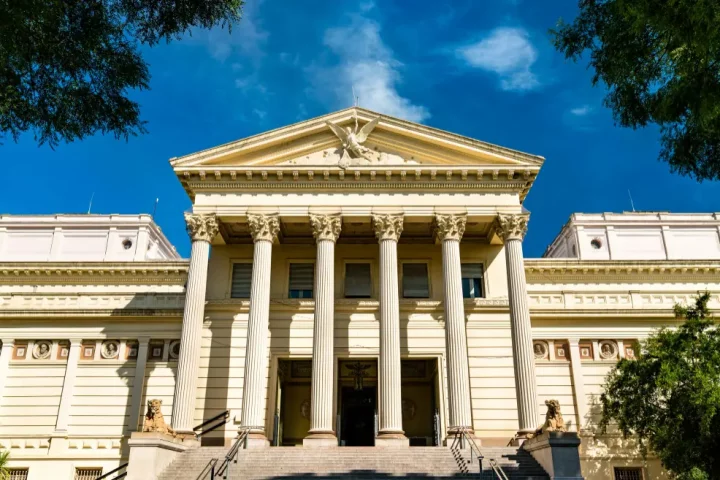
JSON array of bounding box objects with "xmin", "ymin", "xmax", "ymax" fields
[
  {"xmin": 303, "ymin": 431, "xmax": 338, "ymax": 447},
  {"xmin": 510, "ymin": 428, "xmax": 536, "ymax": 446},
  {"xmin": 375, "ymin": 432, "xmax": 409, "ymax": 447},
  {"xmin": 244, "ymin": 432, "xmax": 270, "ymax": 449},
  {"xmin": 444, "ymin": 428, "xmax": 481, "ymax": 447}
]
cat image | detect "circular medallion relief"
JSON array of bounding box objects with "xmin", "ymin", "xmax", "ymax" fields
[
  {"xmin": 101, "ymin": 341, "xmax": 120, "ymax": 359},
  {"xmin": 402, "ymin": 398, "xmax": 416, "ymax": 420},
  {"xmin": 533, "ymin": 341, "xmax": 549, "ymax": 360},
  {"xmin": 599, "ymin": 341, "xmax": 618, "ymax": 360},
  {"xmin": 33, "ymin": 341, "xmax": 52, "ymax": 360},
  {"xmin": 169, "ymin": 340, "xmax": 181, "ymax": 360}
]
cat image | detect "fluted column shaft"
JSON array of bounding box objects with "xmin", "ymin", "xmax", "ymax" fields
[
  {"xmin": 435, "ymin": 215, "xmax": 473, "ymax": 431},
  {"xmin": 494, "ymin": 213, "xmax": 539, "ymax": 435},
  {"xmin": 241, "ymin": 215, "xmax": 280, "ymax": 442},
  {"xmin": 305, "ymin": 215, "xmax": 341, "ymax": 444},
  {"xmin": 172, "ymin": 213, "xmax": 218, "ymax": 434},
  {"xmin": 373, "ymin": 215, "xmax": 405, "ymax": 441}
]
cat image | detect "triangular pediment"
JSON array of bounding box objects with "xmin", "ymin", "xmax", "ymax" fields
[{"xmin": 170, "ymin": 107, "xmax": 544, "ymax": 170}]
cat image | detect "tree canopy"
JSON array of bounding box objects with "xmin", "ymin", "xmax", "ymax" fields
[
  {"xmin": 552, "ymin": 1, "xmax": 720, "ymax": 181},
  {"xmin": 0, "ymin": 0, "xmax": 243, "ymax": 147},
  {"xmin": 600, "ymin": 292, "xmax": 720, "ymax": 480}
]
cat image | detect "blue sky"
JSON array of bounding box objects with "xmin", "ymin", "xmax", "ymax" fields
[{"xmin": 2, "ymin": 0, "xmax": 718, "ymax": 258}]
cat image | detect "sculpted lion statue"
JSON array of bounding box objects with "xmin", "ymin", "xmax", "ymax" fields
[
  {"xmin": 142, "ymin": 399, "xmax": 175, "ymax": 436},
  {"xmin": 537, "ymin": 399, "xmax": 567, "ymax": 435}
]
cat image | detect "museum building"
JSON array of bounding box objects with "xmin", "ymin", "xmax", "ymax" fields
[{"xmin": 1, "ymin": 108, "xmax": 719, "ymax": 479}]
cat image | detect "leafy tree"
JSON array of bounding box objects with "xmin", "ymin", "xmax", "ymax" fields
[
  {"xmin": 0, "ymin": 449, "xmax": 8, "ymax": 480},
  {"xmin": 551, "ymin": 1, "xmax": 720, "ymax": 181},
  {"xmin": 600, "ymin": 292, "xmax": 720, "ymax": 480},
  {"xmin": 0, "ymin": 0, "xmax": 244, "ymax": 147}
]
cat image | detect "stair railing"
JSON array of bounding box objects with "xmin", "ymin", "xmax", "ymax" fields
[
  {"xmin": 194, "ymin": 410, "xmax": 231, "ymax": 437},
  {"xmin": 449, "ymin": 426, "xmax": 483, "ymax": 475},
  {"xmin": 196, "ymin": 458, "xmax": 218, "ymax": 480},
  {"xmin": 95, "ymin": 463, "xmax": 128, "ymax": 479},
  {"xmin": 212, "ymin": 426, "xmax": 260, "ymax": 480},
  {"xmin": 488, "ymin": 458, "xmax": 510, "ymax": 480}
]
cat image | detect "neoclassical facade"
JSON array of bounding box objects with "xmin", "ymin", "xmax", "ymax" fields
[{"xmin": 1, "ymin": 109, "xmax": 719, "ymax": 479}]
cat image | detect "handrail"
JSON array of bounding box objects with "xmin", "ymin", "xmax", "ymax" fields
[
  {"xmin": 194, "ymin": 410, "xmax": 230, "ymax": 437},
  {"xmin": 95, "ymin": 462, "xmax": 128, "ymax": 479},
  {"xmin": 449, "ymin": 426, "xmax": 483, "ymax": 475},
  {"xmin": 212, "ymin": 426, "xmax": 261, "ymax": 479},
  {"xmin": 488, "ymin": 458, "xmax": 510, "ymax": 480},
  {"xmin": 196, "ymin": 458, "xmax": 219, "ymax": 480}
]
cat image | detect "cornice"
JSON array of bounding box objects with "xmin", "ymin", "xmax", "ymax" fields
[
  {"xmin": 0, "ymin": 261, "xmax": 189, "ymax": 285},
  {"xmin": 525, "ymin": 259, "xmax": 720, "ymax": 283},
  {"xmin": 0, "ymin": 309, "xmax": 183, "ymax": 318}
]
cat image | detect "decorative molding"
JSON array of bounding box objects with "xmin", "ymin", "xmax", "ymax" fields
[
  {"xmin": 0, "ymin": 293, "xmax": 185, "ymax": 311},
  {"xmin": 525, "ymin": 259, "xmax": 720, "ymax": 283},
  {"xmin": 0, "ymin": 262, "xmax": 188, "ymax": 285},
  {"xmin": 247, "ymin": 214, "xmax": 280, "ymax": 243},
  {"xmin": 433, "ymin": 214, "xmax": 467, "ymax": 242},
  {"xmin": 372, "ymin": 214, "xmax": 404, "ymax": 242},
  {"xmin": 492, "ymin": 213, "xmax": 529, "ymax": 242},
  {"xmin": 0, "ymin": 436, "xmax": 51, "ymax": 450},
  {"xmin": 184, "ymin": 213, "xmax": 219, "ymax": 243},
  {"xmin": 309, "ymin": 214, "xmax": 342, "ymax": 242}
]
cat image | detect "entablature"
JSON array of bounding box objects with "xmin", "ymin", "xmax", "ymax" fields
[{"xmin": 0, "ymin": 261, "xmax": 189, "ymax": 285}]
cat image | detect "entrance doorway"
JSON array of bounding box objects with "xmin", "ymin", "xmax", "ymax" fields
[
  {"xmin": 275, "ymin": 359, "xmax": 312, "ymax": 446},
  {"xmin": 340, "ymin": 386, "xmax": 376, "ymax": 446},
  {"xmin": 401, "ymin": 359, "xmax": 441, "ymax": 446},
  {"xmin": 337, "ymin": 359, "xmax": 378, "ymax": 446}
]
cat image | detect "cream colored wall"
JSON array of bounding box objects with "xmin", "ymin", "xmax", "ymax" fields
[{"xmin": 1, "ymin": 364, "xmax": 64, "ymax": 435}]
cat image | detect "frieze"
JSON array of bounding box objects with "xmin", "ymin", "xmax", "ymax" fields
[
  {"xmin": 0, "ymin": 294, "xmax": 185, "ymax": 311},
  {"xmin": 0, "ymin": 262, "xmax": 188, "ymax": 285}
]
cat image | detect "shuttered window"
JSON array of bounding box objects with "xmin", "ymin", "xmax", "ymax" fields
[
  {"xmin": 9, "ymin": 470, "xmax": 29, "ymax": 480},
  {"xmin": 345, "ymin": 263, "xmax": 372, "ymax": 298},
  {"xmin": 230, "ymin": 263, "xmax": 252, "ymax": 298},
  {"xmin": 402, "ymin": 263, "xmax": 429, "ymax": 298},
  {"xmin": 289, "ymin": 263, "xmax": 314, "ymax": 298},
  {"xmin": 614, "ymin": 467, "xmax": 643, "ymax": 480},
  {"xmin": 75, "ymin": 469, "xmax": 103, "ymax": 480},
  {"xmin": 461, "ymin": 263, "xmax": 484, "ymax": 298}
]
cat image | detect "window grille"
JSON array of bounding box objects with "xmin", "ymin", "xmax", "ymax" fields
[
  {"xmin": 230, "ymin": 263, "xmax": 252, "ymax": 298},
  {"xmin": 614, "ymin": 467, "xmax": 643, "ymax": 480},
  {"xmin": 75, "ymin": 469, "xmax": 103, "ymax": 480},
  {"xmin": 9, "ymin": 470, "xmax": 29, "ymax": 480},
  {"xmin": 345, "ymin": 263, "xmax": 372, "ymax": 298},
  {"xmin": 402, "ymin": 263, "xmax": 429, "ymax": 298},
  {"xmin": 461, "ymin": 263, "xmax": 484, "ymax": 298},
  {"xmin": 289, "ymin": 263, "xmax": 314, "ymax": 298}
]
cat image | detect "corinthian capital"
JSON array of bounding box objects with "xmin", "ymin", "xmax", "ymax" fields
[
  {"xmin": 492, "ymin": 213, "xmax": 529, "ymax": 242},
  {"xmin": 185, "ymin": 213, "xmax": 219, "ymax": 243},
  {"xmin": 434, "ymin": 214, "xmax": 466, "ymax": 242},
  {"xmin": 247, "ymin": 214, "xmax": 280, "ymax": 243},
  {"xmin": 372, "ymin": 214, "xmax": 403, "ymax": 242},
  {"xmin": 310, "ymin": 214, "xmax": 342, "ymax": 242}
]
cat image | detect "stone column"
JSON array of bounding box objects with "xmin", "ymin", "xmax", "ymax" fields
[
  {"xmin": 304, "ymin": 214, "xmax": 341, "ymax": 447},
  {"xmin": 0, "ymin": 339, "xmax": 15, "ymax": 405},
  {"xmin": 55, "ymin": 339, "xmax": 82, "ymax": 433},
  {"xmin": 240, "ymin": 214, "xmax": 280, "ymax": 447},
  {"xmin": 171, "ymin": 213, "xmax": 219, "ymax": 436},
  {"xmin": 493, "ymin": 213, "xmax": 539, "ymax": 437},
  {"xmin": 373, "ymin": 215, "xmax": 408, "ymax": 446},
  {"xmin": 435, "ymin": 215, "xmax": 474, "ymax": 433},
  {"xmin": 126, "ymin": 338, "xmax": 151, "ymax": 434}
]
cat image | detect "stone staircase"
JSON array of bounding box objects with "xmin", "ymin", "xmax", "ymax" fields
[{"xmin": 158, "ymin": 445, "xmax": 549, "ymax": 479}]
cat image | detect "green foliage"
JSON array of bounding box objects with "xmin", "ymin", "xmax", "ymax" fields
[
  {"xmin": 0, "ymin": 0, "xmax": 244, "ymax": 147},
  {"xmin": 600, "ymin": 292, "xmax": 720, "ymax": 480},
  {"xmin": 551, "ymin": 1, "xmax": 720, "ymax": 181},
  {"xmin": 0, "ymin": 449, "xmax": 8, "ymax": 480}
]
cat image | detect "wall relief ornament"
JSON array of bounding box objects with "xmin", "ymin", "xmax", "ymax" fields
[
  {"xmin": 433, "ymin": 214, "xmax": 467, "ymax": 242},
  {"xmin": 247, "ymin": 214, "xmax": 280, "ymax": 243},
  {"xmin": 309, "ymin": 214, "xmax": 342, "ymax": 242},
  {"xmin": 599, "ymin": 341, "xmax": 618, "ymax": 360},
  {"xmin": 169, "ymin": 340, "xmax": 181, "ymax": 360},
  {"xmin": 300, "ymin": 399, "xmax": 311, "ymax": 419},
  {"xmin": 184, "ymin": 213, "xmax": 219, "ymax": 243},
  {"xmin": 32, "ymin": 341, "xmax": 52, "ymax": 360},
  {"xmin": 533, "ymin": 341, "xmax": 549, "ymax": 360},
  {"xmin": 492, "ymin": 213, "xmax": 529, "ymax": 242},
  {"xmin": 372, "ymin": 214, "xmax": 404, "ymax": 242},
  {"xmin": 325, "ymin": 115, "xmax": 380, "ymax": 169},
  {"xmin": 100, "ymin": 341, "xmax": 120, "ymax": 359}
]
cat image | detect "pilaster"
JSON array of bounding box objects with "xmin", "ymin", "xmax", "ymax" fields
[
  {"xmin": 55, "ymin": 339, "xmax": 83, "ymax": 434},
  {"xmin": 568, "ymin": 339, "xmax": 588, "ymax": 432},
  {"xmin": 0, "ymin": 339, "xmax": 15, "ymax": 404},
  {"xmin": 127, "ymin": 338, "xmax": 151, "ymax": 434}
]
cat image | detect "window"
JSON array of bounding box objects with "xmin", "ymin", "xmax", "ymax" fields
[
  {"xmin": 461, "ymin": 263, "xmax": 484, "ymax": 298},
  {"xmin": 614, "ymin": 467, "xmax": 644, "ymax": 480},
  {"xmin": 75, "ymin": 468, "xmax": 103, "ymax": 480},
  {"xmin": 230, "ymin": 263, "xmax": 252, "ymax": 298},
  {"xmin": 288, "ymin": 263, "xmax": 314, "ymax": 298},
  {"xmin": 8, "ymin": 469, "xmax": 29, "ymax": 480},
  {"xmin": 402, "ymin": 263, "xmax": 429, "ymax": 298},
  {"xmin": 345, "ymin": 263, "xmax": 372, "ymax": 298}
]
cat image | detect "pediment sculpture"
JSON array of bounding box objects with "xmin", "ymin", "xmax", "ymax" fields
[{"xmin": 325, "ymin": 115, "xmax": 380, "ymax": 168}]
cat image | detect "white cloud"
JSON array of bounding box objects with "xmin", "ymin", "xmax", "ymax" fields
[
  {"xmin": 192, "ymin": 0, "xmax": 268, "ymax": 62},
  {"xmin": 252, "ymin": 108, "xmax": 267, "ymax": 120},
  {"xmin": 457, "ymin": 27, "xmax": 539, "ymax": 92},
  {"xmin": 570, "ymin": 105, "xmax": 592, "ymax": 116},
  {"xmin": 313, "ymin": 17, "xmax": 430, "ymax": 122}
]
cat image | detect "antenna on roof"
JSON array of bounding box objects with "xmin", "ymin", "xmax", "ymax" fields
[
  {"xmin": 352, "ymin": 86, "xmax": 359, "ymax": 107},
  {"xmin": 87, "ymin": 192, "xmax": 95, "ymax": 214},
  {"xmin": 627, "ymin": 190, "xmax": 636, "ymax": 212},
  {"xmin": 152, "ymin": 198, "xmax": 159, "ymax": 217}
]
